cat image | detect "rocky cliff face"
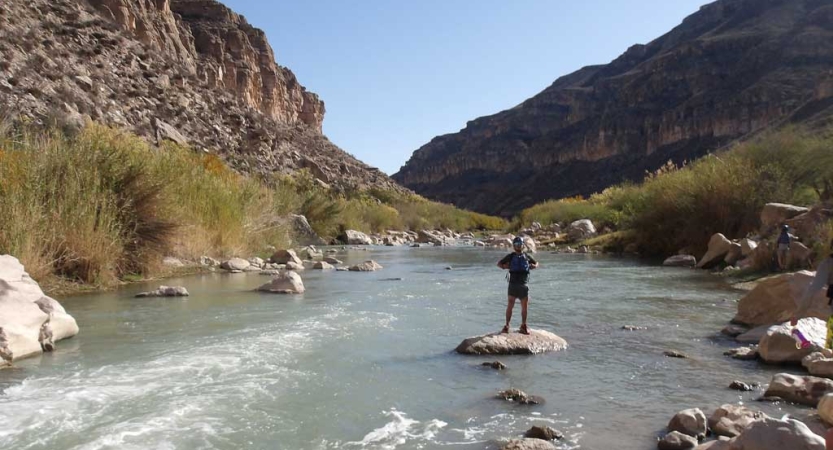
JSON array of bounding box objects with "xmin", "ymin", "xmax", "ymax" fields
[
  {"xmin": 0, "ymin": 0, "xmax": 397, "ymax": 191},
  {"xmin": 393, "ymin": 0, "xmax": 833, "ymax": 216}
]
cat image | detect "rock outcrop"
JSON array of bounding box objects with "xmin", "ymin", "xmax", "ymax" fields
[
  {"xmin": 393, "ymin": 0, "xmax": 833, "ymax": 216},
  {"xmin": 723, "ymin": 418, "xmax": 824, "ymax": 450},
  {"xmin": 0, "ymin": 255, "xmax": 79, "ymax": 363},
  {"xmin": 764, "ymin": 373, "xmax": 833, "ymax": 406},
  {"xmin": 0, "ymin": 0, "xmax": 402, "ymax": 193},
  {"xmin": 455, "ymin": 330, "xmax": 568, "ymax": 355},
  {"xmin": 758, "ymin": 319, "xmax": 826, "ymax": 364},
  {"xmin": 733, "ymin": 271, "xmax": 827, "ymax": 327}
]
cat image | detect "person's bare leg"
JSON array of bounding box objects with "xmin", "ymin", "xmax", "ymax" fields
[
  {"xmin": 519, "ymin": 298, "xmax": 529, "ymax": 334},
  {"xmin": 521, "ymin": 298, "xmax": 528, "ymax": 326},
  {"xmin": 505, "ymin": 296, "xmax": 516, "ymax": 328}
]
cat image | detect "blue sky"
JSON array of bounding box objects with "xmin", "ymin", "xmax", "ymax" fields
[{"xmin": 222, "ymin": 0, "xmax": 709, "ymax": 174}]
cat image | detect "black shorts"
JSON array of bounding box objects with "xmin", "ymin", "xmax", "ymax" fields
[{"xmin": 508, "ymin": 283, "xmax": 529, "ymax": 299}]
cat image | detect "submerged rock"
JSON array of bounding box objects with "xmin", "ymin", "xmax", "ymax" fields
[
  {"xmin": 524, "ymin": 425, "xmax": 563, "ymax": 441},
  {"xmin": 664, "ymin": 350, "xmax": 689, "ymax": 359},
  {"xmin": 482, "ymin": 361, "xmax": 507, "ymax": 370},
  {"xmin": 135, "ymin": 286, "xmax": 189, "ymax": 298},
  {"xmin": 663, "ymin": 255, "xmax": 696, "ymax": 267},
  {"xmin": 729, "ymin": 381, "xmax": 755, "ymax": 392},
  {"xmin": 456, "ymin": 329, "xmax": 568, "ymax": 355},
  {"xmin": 497, "ymin": 388, "xmax": 544, "ymax": 405}
]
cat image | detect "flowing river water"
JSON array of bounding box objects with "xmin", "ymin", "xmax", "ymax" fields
[{"xmin": 0, "ymin": 247, "xmax": 811, "ymax": 450}]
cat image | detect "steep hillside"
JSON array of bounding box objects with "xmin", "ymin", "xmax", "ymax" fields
[
  {"xmin": 0, "ymin": 0, "xmax": 400, "ymax": 191},
  {"xmin": 393, "ymin": 0, "xmax": 833, "ymax": 216}
]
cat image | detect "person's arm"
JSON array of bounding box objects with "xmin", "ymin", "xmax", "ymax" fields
[
  {"xmin": 528, "ymin": 254, "xmax": 539, "ymax": 269},
  {"xmin": 498, "ymin": 254, "xmax": 511, "ymax": 269},
  {"xmin": 792, "ymin": 258, "xmax": 831, "ymax": 325}
]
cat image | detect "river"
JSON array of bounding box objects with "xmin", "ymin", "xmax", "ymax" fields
[{"xmin": 0, "ymin": 247, "xmax": 809, "ymax": 449}]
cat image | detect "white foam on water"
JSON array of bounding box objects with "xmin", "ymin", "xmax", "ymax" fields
[
  {"xmin": 343, "ymin": 409, "xmax": 448, "ymax": 449},
  {"xmin": 0, "ymin": 314, "xmax": 340, "ymax": 450}
]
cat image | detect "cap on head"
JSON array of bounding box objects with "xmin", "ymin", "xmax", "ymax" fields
[
  {"xmin": 512, "ymin": 237, "xmax": 524, "ymax": 247},
  {"xmin": 782, "ymin": 224, "xmax": 790, "ymax": 231}
]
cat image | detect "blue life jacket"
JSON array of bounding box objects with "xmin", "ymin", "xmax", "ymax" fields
[{"xmin": 509, "ymin": 253, "xmax": 530, "ymax": 273}]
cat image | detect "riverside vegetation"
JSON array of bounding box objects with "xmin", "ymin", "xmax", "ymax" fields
[
  {"xmin": 514, "ymin": 127, "xmax": 833, "ymax": 261},
  {"xmin": 0, "ymin": 122, "xmax": 505, "ymax": 293}
]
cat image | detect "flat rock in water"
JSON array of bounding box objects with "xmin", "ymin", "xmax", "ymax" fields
[
  {"xmin": 455, "ymin": 330, "xmax": 568, "ymax": 355},
  {"xmin": 135, "ymin": 286, "xmax": 189, "ymax": 297},
  {"xmin": 498, "ymin": 388, "xmax": 544, "ymax": 405},
  {"xmin": 501, "ymin": 439, "xmax": 556, "ymax": 450},
  {"xmin": 664, "ymin": 350, "xmax": 689, "ymax": 359},
  {"xmin": 524, "ymin": 425, "xmax": 563, "ymax": 441}
]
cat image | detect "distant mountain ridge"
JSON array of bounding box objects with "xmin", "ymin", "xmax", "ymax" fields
[
  {"xmin": 0, "ymin": 0, "xmax": 401, "ymax": 192},
  {"xmin": 393, "ymin": 0, "xmax": 833, "ymax": 216}
]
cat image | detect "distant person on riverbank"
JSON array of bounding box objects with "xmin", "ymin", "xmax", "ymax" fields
[
  {"xmin": 497, "ymin": 237, "xmax": 539, "ymax": 335},
  {"xmin": 777, "ymin": 225, "xmax": 791, "ymax": 270},
  {"xmin": 791, "ymin": 246, "xmax": 833, "ymax": 348}
]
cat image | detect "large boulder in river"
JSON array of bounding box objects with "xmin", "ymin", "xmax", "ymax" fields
[
  {"xmin": 349, "ymin": 260, "xmax": 383, "ymax": 272},
  {"xmin": 501, "ymin": 439, "xmax": 556, "ymax": 450},
  {"xmin": 732, "ymin": 271, "xmax": 827, "ymax": 326},
  {"xmin": 758, "ymin": 319, "xmax": 826, "ymax": 364},
  {"xmin": 220, "ymin": 257, "xmax": 250, "ymax": 271},
  {"xmin": 343, "ymin": 229, "xmax": 373, "ymax": 245},
  {"xmin": 708, "ymin": 405, "xmax": 768, "ymax": 438},
  {"xmin": 761, "ymin": 203, "xmax": 809, "ymax": 235},
  {"xmin": 257, "ymin": 271, "xmax": 305, "ymax": 294},
  {"xmin": 0, "ymin": 255, "xmax": 79, "ymax": 363},
  {"xmin": 567, "ymin": 219, "xmax": 596, "ymax": 241},
  {"xmin": 658, "ymin": 431, "xmax": 698, "ymax": 450},
  {"xmin": 696, "ymin": 234, "xmax": 733, "ymax": 268},
  {"xmin": 668, "ymin": 408, "xmax": 707, "ymax": 440},
  {"xmin": 664, "ymin": 255, "xmax": 696, "ymax": 267},
  {"xmin": 725, "ymin": 417, "xmax": 824, "ymax": 450},
  {"xmin": 456, "ymin": 330, "xmax": 568, "ymax": 355},
  {"xmin": 270, "ymin": 249, "xmax": 303, "ymax": 265},
  {"xmin": 764, "ymin": 373, "xmax": 833, "ymax": 406},
  {"xmin": 417, "ymin": 229, "xmax": 447, "ymax": 245}
]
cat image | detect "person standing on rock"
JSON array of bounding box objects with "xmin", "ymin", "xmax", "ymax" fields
[
  {"xmin": 777, "ymin": 225, "xmax": 791, "ymax": 271},
  {"xmin": 497, "ymin": 237, "xmax": 539, "ymax": 335}
]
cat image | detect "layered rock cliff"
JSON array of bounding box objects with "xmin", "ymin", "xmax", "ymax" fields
[
  {"xmin": 0, "ymin": 0, "xmax": 397, "ymax": 191},
  {"xmin": 394, "ymin": 0, "xmax": 833, "ymax": 216}
]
